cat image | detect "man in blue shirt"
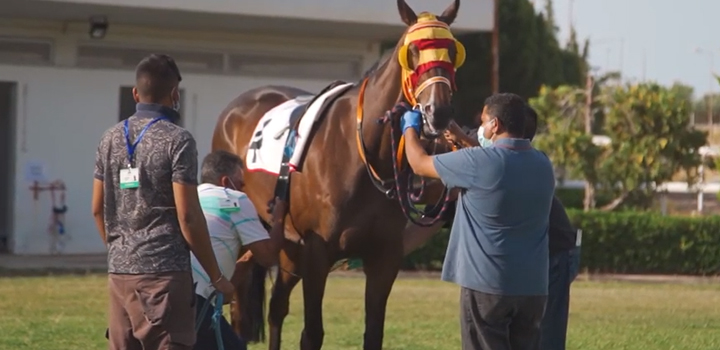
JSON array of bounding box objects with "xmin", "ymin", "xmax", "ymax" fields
[{"xmin": 402, "ymin": 93, "xmax": 556, "ymax": 350}]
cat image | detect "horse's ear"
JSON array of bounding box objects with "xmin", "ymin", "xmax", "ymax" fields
[
  {"xmin": 438, "ymin": 0, "xmax": 460, "ymax": 25},
  {"xmin": 397, "ymin": 0, "xmax": 418, "ymax": 26}
]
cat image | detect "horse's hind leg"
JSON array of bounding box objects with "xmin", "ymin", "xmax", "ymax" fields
[
  {"xmin": 268, "ymin": 243, "xmax": 301, "ymax": 350},
  {"xmin": 362, "ymin": 232, "xmax": 403, "ymax": 350},
  {"xmin": 299, "ymin": 234, "xmax": 331, "ymax": 350}
]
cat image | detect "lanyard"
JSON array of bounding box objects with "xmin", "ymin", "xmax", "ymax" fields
[{"xmin": 123, "ymin": 116, "xmax": 166, "ymax": 166}]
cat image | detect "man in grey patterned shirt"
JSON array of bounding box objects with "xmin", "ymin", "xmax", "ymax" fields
[{"xmin": 91, "ymin": 54, "xmax": 234, "ymax": 350}]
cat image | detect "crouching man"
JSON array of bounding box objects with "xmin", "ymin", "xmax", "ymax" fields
[{"xmin": 191, "ymin": 150, "xmax": 286, "ymax": 350}]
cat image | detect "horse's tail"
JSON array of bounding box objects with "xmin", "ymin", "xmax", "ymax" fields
[{"xmin": 240, "ymin": 262, "xmax": 268, "ymax": 343}]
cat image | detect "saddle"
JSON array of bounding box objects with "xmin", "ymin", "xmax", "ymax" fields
[
  {"xmin": 272, "ymin": 80, "xmax": 353, "ymax": 204},
  {"xmin": 288, "ymin": 80, "xmax": 349, "ymax": 135}
]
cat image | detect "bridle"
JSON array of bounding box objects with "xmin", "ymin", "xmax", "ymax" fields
[
  {"xmin": 354, "ymin": 12, "xmax": 466, "ymax": 226},
  {"xmin": 399, "ymin": 13, "xmax": 466, "ymax": 135}
]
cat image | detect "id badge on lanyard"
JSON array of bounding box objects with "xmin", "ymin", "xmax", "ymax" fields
[
  {"xmin": 218, "ymin": 188, "xmax": 240, "ymax": 212},
  {"xmin": 120, "ymin": 116, "xmax": 166, "ymax": 189}
]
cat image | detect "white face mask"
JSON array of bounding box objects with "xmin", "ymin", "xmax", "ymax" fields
[{"xmin": 477, "ymin": 119, "xmax": 496, "ymax": 147}]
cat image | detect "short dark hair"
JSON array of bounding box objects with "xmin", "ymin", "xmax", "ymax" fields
[
  {"xmin": 523, "ymin": 105, "xmax": 538, "ymax": 141},
  {"xmin": 200, "ymin": 150, "xmax": 243, "ymax": 184},
  {"xmin": 483, "ymin": 93, "xmax": 526, "ymax": 137},
  {"xmin": 135, "ymin": 54, "xmax": 182, "ymax": 102}
]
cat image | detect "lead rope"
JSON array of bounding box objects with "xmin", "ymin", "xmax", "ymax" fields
[
  {"xmin": 195, "ymin": 291, "xmax": 225, "ymax": 350},
  {"xmin": 379, "ymin": 102, "xmax": 453, "ymax": 227}
]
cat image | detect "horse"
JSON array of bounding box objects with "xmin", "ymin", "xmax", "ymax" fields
[{"xmin": 211, "ymin": 1, "xmax": 466, "ymax": 349}]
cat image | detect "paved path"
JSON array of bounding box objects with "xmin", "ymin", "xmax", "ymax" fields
[{"xmin": 1, "ymin": 254, "xmax": 719, "ymax": 284}]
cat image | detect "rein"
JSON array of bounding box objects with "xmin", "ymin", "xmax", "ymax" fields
[
  {"xmin": 382, "ymin": 103, "xmax": 454, "ymax": 226},
  {"xmin": 355, "ymin": 79, "xmax": 453, "ymax": 227},
  {"xmin": 355, "ymin": 78, "xmax": 396, "ymax": 197}
]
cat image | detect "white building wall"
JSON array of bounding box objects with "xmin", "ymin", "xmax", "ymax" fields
[
  {"xmin": 39, "ymin": 0, "xmax": 493, "ymax": 32},
  {"xmin": 0, "ymin": 65, "xmax": 335, "ymax": 255},
  {"xmin": 0, "ymin": 7, "xmax": 385, "ymax": 255}
]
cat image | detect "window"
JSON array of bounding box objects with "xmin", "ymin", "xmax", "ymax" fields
[
  {"xmin": 228, "ymin": 53, "xmax": 361, "ymax": 81},
  {"xmin": 78, "ymin": 45, "xmax": 224, "ymax": 74},
  {"xmin": 0, "ymin": 37, "xmax": 53, "ymax": 65},
  {"xmin": 118, "ymin": 86, "xmax": 185, "ymax": 126},
  {"xmin": 77, "ymin": 43, "xmax": 364, "ymax": 81}
]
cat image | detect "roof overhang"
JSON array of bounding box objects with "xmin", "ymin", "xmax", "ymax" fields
[{"xmin": 0, "ymin": 0, "xmax": 491, "ymax": 41}]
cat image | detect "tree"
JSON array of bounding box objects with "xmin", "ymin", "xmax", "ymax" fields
[
  {"xmin": 531, "ymin": 82, "xmax": 708, "ymax": 211},
  {"xmin": 544, "ymin": 0, "xmax": 557, "ymax": 34},
  {"xmin": 450, "ymin": 0, "xmax": 588, "ymax": 125},
  {"xmin": 530, "ymin": 85, "xmax": 604, "ymax": 210},
  {"xmin": 596, "ymin": 83, "xmax": 707, "ymax": 209}
]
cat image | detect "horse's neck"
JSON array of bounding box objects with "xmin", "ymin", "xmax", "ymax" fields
[{"xmin": 359, "ymin": 58, "xmax": 403, "ymax": 175}]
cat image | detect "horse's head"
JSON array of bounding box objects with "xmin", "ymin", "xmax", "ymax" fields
[{"xmin": 396, "ymin": 0, "xmax": 465, "ymax": 138}]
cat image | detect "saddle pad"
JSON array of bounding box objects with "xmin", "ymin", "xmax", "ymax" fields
[{"xmin": 246, "ymin": 82, "xmax": 354, "ymax": 175}]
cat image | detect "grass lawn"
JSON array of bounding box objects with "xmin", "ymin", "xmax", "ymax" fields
[{"xmin": 1, "ymin": 274, "xmax": 719, "ymax": 350}]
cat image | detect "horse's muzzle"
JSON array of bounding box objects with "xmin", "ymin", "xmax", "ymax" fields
[{"xmin": 422, "ymin": 104, "xmax": 453, "ymax": 138}]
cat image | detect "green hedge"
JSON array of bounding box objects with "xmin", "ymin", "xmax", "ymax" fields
[
  {"xmin": 553, "ymin": 188, "xmax": 613, "ymax": 210},
  {"xmin": 402, "ymin": 210, "xmax": 720, "ymax": 275}
]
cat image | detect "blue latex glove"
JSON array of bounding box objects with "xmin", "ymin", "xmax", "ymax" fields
[{"xmin": 400, "ymin": 110, "xmax": 423, "ymax": 135}]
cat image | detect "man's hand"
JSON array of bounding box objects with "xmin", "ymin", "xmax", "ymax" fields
[
  {"xmin": 238, "ymin": 250, "xmax": 253, "ymax": 263},
  {"xmin": 443, "ymin": 129, "xmax": 461, "ymax": 149},
  {"xmin": 444, "ymin": 120, "xmax": 479, "ymax": 148},
  {"xmin": 401, "ymin": 110, "xmax": 423, "ymax": 135},
  {"xmin": 212, "ymin": 276, "xmax": 235, "ymax": 304},
  {"xmin": 443, "ymin": 129, "xmax": 458, "ymax": 143}
]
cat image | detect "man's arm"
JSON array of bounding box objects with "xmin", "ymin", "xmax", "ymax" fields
[
  {"xmin": 170, "ymin": 135, "xmax": 227, "ymax": 290},
  {"xmin": 404, "ymin": 129, "xmax": 440, "ymax": 178},
  {"xmin": 243, "ymin": 198, "xmax": 287, "ymax": 268},
  {"xmin": 92, "ymin": 140, "xmax": 107, "ymax": 245},
  {"xmin": 401, "ymin": 110, "xmax": 483, "ymax": 188},
  {"xmin": 91, "ymin": 179, "xmax": 106, "ymax": 245},
  {"xmin": 405, "ymin": 128, "xmax": 481, "ymax": 189},
  {"xmin": 174, "ymin": 183, "xmax": 223, "ymax": 280}
]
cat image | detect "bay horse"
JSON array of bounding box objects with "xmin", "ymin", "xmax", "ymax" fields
[{"xmin": 211, "ymin": 1, "xmax": 465, "ymax": 349}]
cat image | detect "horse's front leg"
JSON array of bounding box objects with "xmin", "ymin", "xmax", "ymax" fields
[
  {"xmin": 299, "ymin": 233, "xmax": 331, "ymax": 350},
  {"xmin": 268, "ymin": 243, "xmax": 302, "ymax": 350},
  {"xmin": 362, "ymin": 229, "xmax": 404, "ymax": 350}
]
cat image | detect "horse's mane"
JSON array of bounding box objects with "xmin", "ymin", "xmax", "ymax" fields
[{"xmin": 358, "ymin": 49, "xmax": 395, "ymax": 83}]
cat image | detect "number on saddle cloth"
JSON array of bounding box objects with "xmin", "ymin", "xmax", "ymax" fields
[{"xmin": 249, "ymin": 119, "xmax": 271, "ymax": 163}]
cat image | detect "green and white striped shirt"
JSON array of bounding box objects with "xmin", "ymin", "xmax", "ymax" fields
[{"xmin": 190, "ymin": 183, "xmax": 269, "ymax": 298}]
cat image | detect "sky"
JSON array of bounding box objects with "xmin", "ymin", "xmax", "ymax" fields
[{"xmin": 544, "ymin": 0, "xmax": 719, "ymax": 97}]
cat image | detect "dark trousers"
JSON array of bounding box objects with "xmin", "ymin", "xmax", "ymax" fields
[
  {"xmin": 540, "ymin": 247, "xmax": 580, "ymax": 350},
  {"xmin": 460, "ymin": 287, "xmax": 547, "ymax": 350},
  {"xmin": 194, "ymin": 294, "xmax": 247, "ymax": 350}
]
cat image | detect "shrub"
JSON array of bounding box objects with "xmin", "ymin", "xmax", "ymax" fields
[{"xmin": 402, "ymin": 210, "xmax": 720, "ymax": 275}]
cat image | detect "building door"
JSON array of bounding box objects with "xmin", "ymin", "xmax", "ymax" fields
[
  {"xmin": 118, "ymin": 86, "xmax": 185, "ymax": 126},
  {"xmin": 0, "ymin": 81, "xmax": 17, "ymax": 253}
]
